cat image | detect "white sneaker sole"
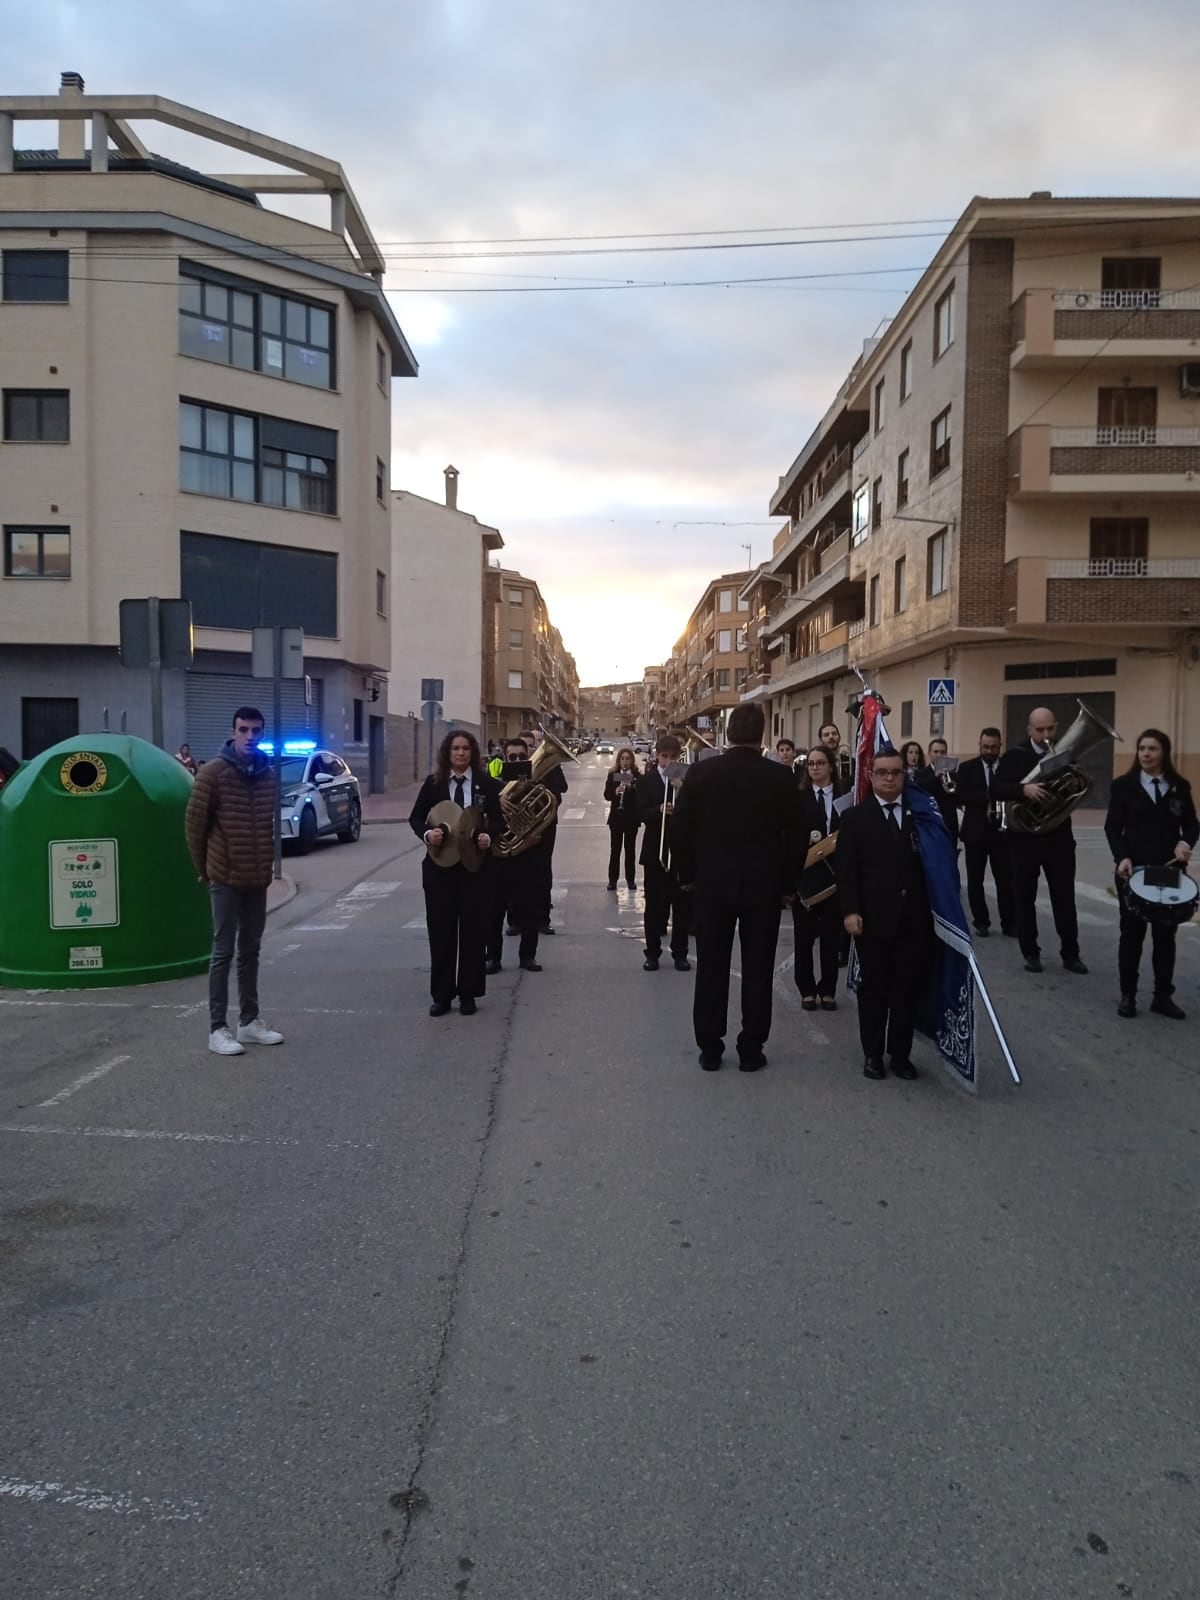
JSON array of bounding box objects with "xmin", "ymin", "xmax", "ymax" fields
[{"xmin": 209, "ymin": 1042, "xmax": 245, "ymax": 1056}]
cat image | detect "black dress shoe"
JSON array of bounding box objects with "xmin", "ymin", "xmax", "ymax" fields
[
  {"xmin": 1117, "ymin": 994, "xmax": 1137, "ymax": 1018},
  {"xmin": 863, "ymin": 1058, "xmax": 886, "ymax": 1079},
  {"xmin": 1023, "ymin": 956, "xmax": 1043, "ymax": 973},
  {"xmin": 505, "ymin": 924, "xmax": 519, "ymax": 937},
  {"xmin": 973, "ymin": 924, "xmax": 991, "ymax": 937},
  {"xmin": 1001, "ymin": 926, "xmax": 1017, "ymax": 938},
  {"xmin": 1150, "ymin": 994, "xmax": 1186, "ymax": 1020},
  {"xmin": 673, "ymin": 955, "xmax": 692, "ymax": 971},
  {"xmin": 801, "ymin": 996, "xmax": 817, "ymax": 1010},
  {"xmin": 698, "ymin": 1051, "xmax": 722, "ymax": 1071},
  {"xmin": 891, "ymin": 1059, "xmax": 918, "ymax": 1080},
  {"xmin": 484, "ymin": 959, "xmax": 502, "ymax": 976},
  {"xmin": 459, "ymin": 998, "xmax": 477, "ymax": 1015},
  {"xmin": 738, "ymin": 1051, "xmax": 767, "ymax": 1072},
  {"xmin": 429, "ymin": 1001, "xmax": 452, "ymax": 1017},
  {"xmin": 626, "ymin": 878, "xmax": 636, "ymax": 890},
  {"xmin": 643, "ymin": 956, "xmax": 660, "ymax": 971},
  {"xmin": 820, "ymin": 997, "xmax": 837, "ymax": 1012},
  {"xmin": 540, "ymin": 924, "xmax": 556, "ymax": 936},
  {"xmin": 607, "ymin": 881, "xmax": 617, "ymax": 892},
  {"xmin": 519, "ymin": 959, "xmax": 543, "ymax": 973},
  {"xmin": 1062, "ymin": 957, "xmax": 1089, "ymax": 975}
]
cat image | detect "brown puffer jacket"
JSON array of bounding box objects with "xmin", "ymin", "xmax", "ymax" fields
[{"xmin": 185, "ymin": 745, "xmax": 277, "ymax": 890}]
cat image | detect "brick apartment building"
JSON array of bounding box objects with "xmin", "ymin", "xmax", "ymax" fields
[
  {"xmin": 483, "ymin": 566, "xmax": 578, "ymax": 743},
  {"xmin": 661, "ymin": 572, "xmax": 754, "ymax": 740},
  {"xmin": 743, "ymin": 194, "xmax": 1200, "ymax": 799}
]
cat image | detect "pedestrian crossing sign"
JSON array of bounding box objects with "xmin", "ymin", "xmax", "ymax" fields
[{"xmin": 928, "ymin": 678, "xmax": 956, "ymax": 706}]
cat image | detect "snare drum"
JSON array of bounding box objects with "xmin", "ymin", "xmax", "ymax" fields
[{"xmin": 1122, "ymin": 864, "xmax": 1199, "ymax": 928}]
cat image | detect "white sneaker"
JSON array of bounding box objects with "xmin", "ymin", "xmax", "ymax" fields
[
  {"xmin": 209, "ymin": 1027, "xmax": 245, "ymax": 1056},
  {"xmin": 237, "ymin": 1018, "xmax": 284, "ymax": 1046}
]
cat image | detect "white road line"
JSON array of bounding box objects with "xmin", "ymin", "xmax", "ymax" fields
[
  {"xmin": 403, "ymin": 916, "xmax": 427, "ymax": 930},
  {"xmin": 37, "ymin": 1055, "xmax": 129, "ymax": 1108},
  {"xmin": 0, "ymin": 1123, "xmax": 377, "ymax": 1151},
  {"xmin": 774, "ymin": 953, "xmax": 796, "ymax": 975},
  {"xmin": 343, "ymin": 881, "xmax": 400, "ymax": 898},
  {"xmin": 263, "ymin": 943, "xmax": 301, "ymax": 965},
  {"xmin": 0, "ymin": 1474, "xmax": 203, "ymax": 1523},
  {"xmin": 560, "ymin": 808, "xmax": 586, "ymax": 821},
  {"xmin": 293, "ymin": 924, "xmax": 351, "ymax": 932}
]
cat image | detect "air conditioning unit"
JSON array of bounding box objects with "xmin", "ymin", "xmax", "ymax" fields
[{"xmin": 1181, "ymin": 363, "xmax": 1200, "ymax": 398}]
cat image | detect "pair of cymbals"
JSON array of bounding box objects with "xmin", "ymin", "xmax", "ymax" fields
[{"xmin": 426, "ymin": 801, "xmax": 487, "ymax": 871}]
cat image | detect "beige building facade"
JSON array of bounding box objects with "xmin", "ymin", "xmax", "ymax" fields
[
  {"xmin": 746, "ymin": 196, "xmax": 1200, "ymax": 796},
  {"xmin": 661, "ymin": 571, "xmax": 754, "ymax": 740},
  {"xmin": 484, "ymin": 567, "xmax": 578, "ymax": 743},
  {"xmin": 578, "ymin": 682, "xmax": 641, "ymax": 738},
  {"xmin": 0, "ymin": 75, "xmax": 414, "ymax": 787}
]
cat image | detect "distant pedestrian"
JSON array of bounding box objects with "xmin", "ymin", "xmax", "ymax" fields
[
  {"xmin": 604, "ymin": 747, "xmax": 640, "ymax": 890},
  {"xmin": 184, "ymin": 706, "xmax": 284, "ymax": 1057},
  {"xmin": 175, "ymin": 743, "xmax": 198, "ymax": 776}
]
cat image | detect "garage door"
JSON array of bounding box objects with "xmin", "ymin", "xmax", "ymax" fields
[{"xmin": 185, "ymin": 673, "xmax": 323, "ymax": 762}]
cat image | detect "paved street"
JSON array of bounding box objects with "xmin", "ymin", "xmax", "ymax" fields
[{"xmin": 2, "ymin": 755, "xmax": 1197, "ymax": 1599}]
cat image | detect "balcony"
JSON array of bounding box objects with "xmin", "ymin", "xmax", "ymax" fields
[
  {"xmin": 760, "ymin": 534, "xmax": 856, "ymax": 640},
  {"xmin": 767, "ymin": 627, "xmax": 854, "ymax": 694},
  {"xmin": 767, "ymin": 448, "xmax": 854, "ymax": 575},
  {"xmin": 1011, "ymin": 287, "xmax": 1200, "ymax": 368},
  {"xmin": 1004, "ymin": 556, "xmax": 1200, "ymax": 626},
  {"xmin": 1008, "ymin": 424, "xmax": 1200, "ymax": 497}
]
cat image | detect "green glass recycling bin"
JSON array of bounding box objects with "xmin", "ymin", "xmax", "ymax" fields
[{"xmin": 0, "ymin": 734, "xmax": 211, "ymax": 989}]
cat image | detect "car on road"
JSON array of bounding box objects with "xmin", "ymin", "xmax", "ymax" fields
[
  {"xmin": 274, "ymin": 746, "xmax": 362, "ymax": 852},
  {"xmin": 595, "ymin": 741, "xmax": 615, "ymax": 756}
]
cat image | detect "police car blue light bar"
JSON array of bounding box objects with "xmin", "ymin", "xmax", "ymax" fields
[{"xmin": 257, "ymin": 739, "xmax": 318, "ymax": 755}]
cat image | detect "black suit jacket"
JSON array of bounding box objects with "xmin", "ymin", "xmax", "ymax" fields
[
  {"xmin": 408, "ymin": 771, "xmax": 503, "ymax": 843},
  {"xmin": 835, "ymin": 796, "xmax": 931, "ymax": 942},
  {"xmin": 670, "ymin": 746, "xmax": 805, "ymax": 905},
  {"xmin": 797, "ymin": 780, "xmax": 846, "ymax": 842},
  {"xmin": 1104, "ymin": 772, "xmax": 1198, "ymax": 866},
  {"xmin": 603, "ymin": 770, "xmax": 640, "ymax": 827},
  {"xmin": 636, "ymin": 766, "xmax": 681, "ymax": 868},
  {"xmin": 955, "ymin": 755, "xmax": 1003, "ymax": 847},
  {"xmin": 995, "ymin": 739, "xmax": 1074, "ymax": 841}
]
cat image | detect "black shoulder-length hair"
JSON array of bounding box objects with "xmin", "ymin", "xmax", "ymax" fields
[
  {"xmin": 435, "ymin": 729, "xmax": 484, "ymax": 784},
  {"xmin": 1124, "ymin": 727, "xmax": 1182, "ymax": 786}
]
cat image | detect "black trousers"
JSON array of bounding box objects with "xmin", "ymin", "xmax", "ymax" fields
[
  {"xmin": 423, "ymin": 857, "xmax": 488, "ymax": 1003},
  {"xmin": 964, "ymin": 830, "xmax": 1014, "ymax": 932},
  {"xmin": 792, "ymin": 894, "xmax": 841, "ymax": 998},
  {"xmin": 854, "ymin": 923, "xmax": 935, "ymax": 1065},
  {"xmin": 607, "ymin": 819, "xmax": 639, "ymax": 885},
  {"xmin": 693, "ymin": 897, "xmax": 782, "ymax": 1057},
  {"xmin": 1116, "ymin": 878, "xmax": 1177, "ymax": 997},
  {"xmin": 486, "ymin": 856, "xmax": 539, "ymax": 964},
  {"xmin": 538, "ymin": 823, "xmax": 558, "ymax": 922},
  {"xmin": 1010, "ymin": 833, "xmax": 1079, "ymax": 961},
  {"xmin": 643, "ymin": 859, "xmax": 690, "ymax": 958}
]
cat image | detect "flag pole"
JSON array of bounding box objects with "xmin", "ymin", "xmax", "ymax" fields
[{"xmin": 967, "ymin": 952, "xmax": 1022, "ymax": 1085}]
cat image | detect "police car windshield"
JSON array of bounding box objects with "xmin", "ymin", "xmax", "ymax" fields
[{"xmin": 280, "ymin": 757, "xmax": 309, "ymax": 785}]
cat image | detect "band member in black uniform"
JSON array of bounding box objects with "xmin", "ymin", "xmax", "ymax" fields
[
  {"xmin": 671, "ymin": 703, "xmax": 804, "ymax": 1071},
  {"xmin": 409, "ymin": 731, "xmax": 502, "ymax": 1016},
  {"xmin": 485, "ymin": 738, "xmax": 546, "ymax": 975},
  {"xmin": 955, "ymin": 727, "xmax": 1013, "ymax": 937},
  {"xmin": 994, "ymin": 706, "xmax": 1087, "ymax": 975},
  {"xmin": 636, "ymin": 733, "xmax": 691, "ymax": 972},
  {"xmin": 837, "ymin": 746, "xmax": 934, "ymax": 1080},
  {"xmin": 922, "ymin": 738, "xmax": 960, "ymax": 845},
  {"xmin": 775, "ymin": 738, "xmax": 799, "ymax": 777},
  {"xmin": 1105, "ymin": 727, "xmax": 1197, "ymax": 1020},
  {"xmin": 793, "ymin": 744, "xmax": 846, "ymax": 1010},
  {"xmin": 603, "ymin": 747, "xmax": 640, "ymax": 890}
]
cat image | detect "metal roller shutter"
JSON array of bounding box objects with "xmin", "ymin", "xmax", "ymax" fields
[{"xmin": 185, "ymin": 673, "xmax": 323, "ymax": 762}]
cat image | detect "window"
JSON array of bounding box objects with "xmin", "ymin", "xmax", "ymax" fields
[
  {"xmin": 507, "ymin": 588, "xmax": 524, "ymax": 605},
  {"xmin": 179, "ymin": 402, "xmax": 336, "ymax": 515},
  {"xmin": 717, "ymin": 668, "xmax": 731, "ymax": 689},
  {"xmin": 930, "ymin": 407, "xmax": 952, "ymax": 477},
  {"xmin": 927, "ymin": 529, "xmax": 948, "ymax": 596},
  {"xmin": 896, "ymin": 448, "xmax": 910, "ymax": 509},
  {"xmin": 376, "ymin": 343, "xmax": 388, "ymax": 390},
  {"xmin": 718, "ymin": 589, "xmax": 733, "ymax": 612},
  {"xmin": 1101, "ymin": 257, "xmax": 1160, "ymax": 308},
  {"xmin": 900, "ymin": 699, "xmax": 913, "ymax": 738},
  {"xmin": 869, "ymin": 573, "xmax": 881, "ymax": 626},
  {"xmin": 3, "ymin": 249, "xmax": 69, "ymax": 303},
  {"xmin": 1089, "ymin": 517, "xmax": 1148, "ymax": 573},
  {"xmin": 3, "ymin": 389, "xmax": 69, "ymax": 441},
  {"xmin": 873, "ymin": 377, "xmax": 886, "ymax": 434},
  {"xmin": 4, "ymin": 525, "xmax": 71, "ymax": 578},
  {"xmin": 737, "ymin": 594, "xmax": 750, "ymax": 612},
  {"xmin": 851, "ymin": 482, "xmax": 870, "ymax": 544},
  {"xmin": 735, "ymin": 626, "xmax": 748, "ymax": 651},
  {"xmin": 893, "ymin": 555, "xmax": 907, "ymax": 614},
  {"xmin": 377, "ymin": 458, "xmax": 390, "ymax": 503},
  {"xmin": 899, "ymin": 340, "xmax": 913, "ymax": 401},
  {"xmin": 717, "ymin": 629, "xmax": 732, "ymax": 653},
  {"xmin": 376, "ymin": 569, "xmax": 387, "ymax": 616},
  {"xmin": 871, "ymin": 476, "xmax": 883, "ymax": 531},
  {"xmin": 934, "ymin": 285, "xmax": 955, "ymax": 358},
  {"xmin": 735, "ymin": 666, "xmax": 748, "ymax": 690},
  {"xmin": 1097, "ymin": 387, "xmax": 1157, "ymax": 443},
  {"xmin": 178, "ymin": 265, "xmax": 334, "ymax": 389},
  {"xmin": 508, "ymin": 670, "xmax": 523, "ymax": 690},
  {"xmin": 1005, "ymin": 658, "xmax": 1116, "ymax": 681},
  {"xmin": 353, "ymin": 698, "xmax": 364, "ymax": 743},
  {"xmin": 181, "ymin": 530, "xmax": 338, "ymax": 637},
  {"xmin": 509, "ymin": 628, "xmax": 523, "ymax": 648}
]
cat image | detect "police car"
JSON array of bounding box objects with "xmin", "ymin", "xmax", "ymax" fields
[{"xmin": 267, "ymin": 741, "xmax": 362, "ymax": 853}]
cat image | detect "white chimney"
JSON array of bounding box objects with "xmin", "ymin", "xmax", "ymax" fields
[
  {"xmin": 58, "ymin": 72, "xmax": 86, "ymax": 161},
  {"xmin": 444, "ymin": 464, "xmax": 459, "ymax": 511}
]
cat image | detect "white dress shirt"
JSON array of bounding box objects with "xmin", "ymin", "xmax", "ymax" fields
[
  {"xmin": 450, "ymin": 769, "xmax": 473, "ymax": 807},
  {"xmin": 1140, "ymin": 770, "xmax": 1167, "ymax": 803}
]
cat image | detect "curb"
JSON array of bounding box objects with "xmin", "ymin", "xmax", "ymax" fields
[
  {"xmin": 267, "ymin": 873, "xmax": 298, "ymax": 916},
  {"xmin": 363, "ymin": 816, "xmax": 408, "ymax": 826}
]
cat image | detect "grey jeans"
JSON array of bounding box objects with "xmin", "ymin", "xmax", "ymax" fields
[{"xmin": 209, "ymin": 884, "xmax": 268, "ymax": 1031}]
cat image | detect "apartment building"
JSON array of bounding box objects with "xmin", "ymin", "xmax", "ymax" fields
[
  {"xmin": 578, "ymin": 682, "xmax": 640, "ymax": 737},
  {"xmin": 639, "ymin": 666, "xmax": 663, "ymax": 736},
  {"xmin": 484, "ymin": 567, "xmax": 578, "ymax": 742},
  {"xmin": 745, "ymin": 195, "xmax": 1200, "ymax": 795},
  {"xmin": 0, "ymin": 74, "xmax": 415, "ymax": 787},
  {"xmin": 661, "ymin": 572, "xmax": 754, "ymax": 739}
]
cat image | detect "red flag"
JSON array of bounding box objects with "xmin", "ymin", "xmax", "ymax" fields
[{"xmin": 854, "ymin": 693, "xmax": 882, "ymax": 804}]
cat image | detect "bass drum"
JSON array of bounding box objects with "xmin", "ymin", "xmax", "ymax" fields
[{"xmin": 1122, "ymin": 865, "xmax": 1199, "ymax": 928}]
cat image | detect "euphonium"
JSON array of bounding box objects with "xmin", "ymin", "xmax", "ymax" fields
[
  {"xmin": 493, "ymin": 728, "xmax": 578, "ymax": 858},
  {"xmin": 1005, "ymin": 699, "xmax": 1119, "ymax": 834},
  {"xmin": 683, "ymin": 723, "xmax": 717, "ymax": 756}
]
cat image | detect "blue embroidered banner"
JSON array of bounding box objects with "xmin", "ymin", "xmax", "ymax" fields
[{"xmin": 905, "ymin": 778, "xmax": 977, "ymax": 1090}]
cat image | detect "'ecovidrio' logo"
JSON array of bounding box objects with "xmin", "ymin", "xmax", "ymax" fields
[{"xmin": 59, "ymin": 753, "xmax": 109, "ymax": 795}]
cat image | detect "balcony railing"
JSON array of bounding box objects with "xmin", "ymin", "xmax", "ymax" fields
[
  {"xmin": 1051, "ymin": 426, "xmax": 1200, "ymax": 448},
  {"xmin": 852, "ymin": 433, "xmax": 871, "ymax": 462},
  {"xmin": 848, "ymin": 618, "xmax": 867, "ymax": 640},
  {"xmin": 1012, "ymin": 287, "xmax": 1200, "ymax": 359},
  {"xmin": 1054, "ymin": 288, "xmax": 1200, "ymax": 312},
  {"xmin": 1047, "ymin": 558, "xmax": 1200, "ymax": 579}
]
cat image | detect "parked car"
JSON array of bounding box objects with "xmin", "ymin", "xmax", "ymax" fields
[{"xmin": 277, "ymin": 748, "xmax": 362, "ymax": 852}]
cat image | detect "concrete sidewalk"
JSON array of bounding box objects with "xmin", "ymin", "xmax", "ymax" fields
[
  {"xmin": 362, "ymin": 786, "xmax": 421, "ymax": 825},
  {"xmin": 266, "ymin": 873, "xmax": 297, "ymax": 914}
]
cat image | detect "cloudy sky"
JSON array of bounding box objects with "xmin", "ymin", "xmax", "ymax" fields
[{"xmin": 10, "ymin": 1, "xmax": 1200, "ymax": 682}]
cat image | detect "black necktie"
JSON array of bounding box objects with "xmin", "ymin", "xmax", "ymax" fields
[
  {"xmin": 1153, "ymin": 778, "xmax": 1163, "ymax": 805},
  {"xmin": 887, "ymin": 802, "xmax": 901, "ymax": 833},
  {"xmin": 453, "ymin": 777, "xmax": 466, "ymax": 808}
]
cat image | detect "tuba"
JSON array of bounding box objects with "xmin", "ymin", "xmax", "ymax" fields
[
  {"xmin": 683, "ymin": 723, "xmax": 717, "ymax": 758},
  {"xmin": 493, "ymin": 728, "xmax": 578, "ymax": 858},
  {"xmin": 1005, "ymin": 700, "xmax": 1119, "ymax": 834}
]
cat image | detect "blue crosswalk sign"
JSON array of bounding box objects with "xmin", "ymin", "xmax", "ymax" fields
[{"xmin": 928, "ymin": 678, "xmax": 956, "ymax": 706}]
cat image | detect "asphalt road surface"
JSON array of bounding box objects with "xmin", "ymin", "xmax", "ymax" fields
[{"xmin": 2, "ymin": 756, "xmax": 1196, "ymax": 1598}]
